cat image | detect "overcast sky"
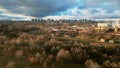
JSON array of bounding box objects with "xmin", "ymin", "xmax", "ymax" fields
[{"xmin": 0, "ymin": 0, "xmax": 120, "ymax": 20}]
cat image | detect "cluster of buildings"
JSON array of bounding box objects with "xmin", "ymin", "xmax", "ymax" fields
[
  {"xmin": 97, "ymin": 19, "xmax": 120, "ymax": 29},
  {"xmin": 97, "ymin": 19, "xmax": 120, "ymax": 43},
  {"xmin": 31, "ymin": 18, "xmax": 97, "ymax": 24}
]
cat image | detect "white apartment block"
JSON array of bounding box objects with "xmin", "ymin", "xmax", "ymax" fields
[{"xmin": 98, "ymin": 19, "xmax": 120, "ymax": 28}]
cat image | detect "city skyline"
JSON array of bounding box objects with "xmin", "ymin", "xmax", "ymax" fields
[{"xmin": 0, "ymin": 0, "xmax": 120, "ymax": 20}]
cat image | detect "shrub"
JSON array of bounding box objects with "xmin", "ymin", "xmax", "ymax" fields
[
  {"xmin": 85, "ymin": 59, "xmax": 100, "ymax": 68},
  {"xmin": 45, "ymin": 55, "xmax": 54, "ymax": 64},
  {"xmin": 35, "ymin": 52, "xmax": 41, "ymax": 62},
  {"xmin": 15, "ymin": 50, "xmax": 23, "ymax": 59},
  {"xmin": 6, "ymin": 61, "xmax": 16, "ymax": 68},
  {"xmin": 56, "ymin": 49, "xmax": 72, "ymax": 63},
  {"xmin": 111, "ymin": 62, "xmax": 120, "ymax": 68}
]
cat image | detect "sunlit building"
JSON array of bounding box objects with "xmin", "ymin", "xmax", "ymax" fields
[{"xmin": 97, "ymin": 19, "xmax": 120, "ymax": 29}]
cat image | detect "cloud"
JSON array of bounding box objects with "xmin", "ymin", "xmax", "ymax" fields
[
  {"xmin": 0, "ymin": 0, "xmax": 120, "ymax": 20},
  {"xmin": 0, "ymin": 7, "xmax": 33, "ymax": 20},
  {"xmin": 44, "ymin": 0, "xmax": 120, "ymax": 19},
  {"xmin": 44, "ymin": 7, "xmax": 120, "ymax": 20},
  {"xmin": 0, "ymin": 0, "xmax": 79, "ymax": 18}
]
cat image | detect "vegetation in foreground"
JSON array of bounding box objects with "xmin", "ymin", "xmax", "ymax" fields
[{"xmin": 0, "ymin": 23, "xmax": 120, "ymax": 68}]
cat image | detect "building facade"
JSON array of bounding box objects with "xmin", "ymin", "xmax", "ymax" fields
[{"xmin": 98, "ymin": 19, "xmax": 120, "ymax": 29}]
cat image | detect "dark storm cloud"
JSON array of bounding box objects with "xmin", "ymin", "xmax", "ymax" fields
[{"xmin": 0, "ymin": 0, "xmax": 78, "ymax": 18}]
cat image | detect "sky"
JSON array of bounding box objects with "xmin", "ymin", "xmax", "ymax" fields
[{"xmin": 0, "ymin": 0, "xmax": 120, "ymax": 20}]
